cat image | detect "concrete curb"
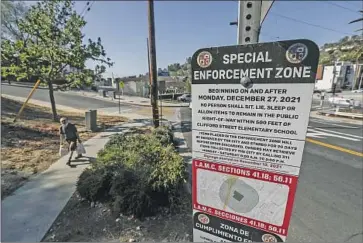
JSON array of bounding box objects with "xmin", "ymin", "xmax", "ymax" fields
[
  {"xmin": 317, "ymin": 111, "xmax": 363, "ymax": 120},
  {"xmin": 172, "ymin": 108, "xmax": 192, "ymax": 195},
  {"xmin": 309, "ymin": 110, "xmax": 363, "ymax": 125}
]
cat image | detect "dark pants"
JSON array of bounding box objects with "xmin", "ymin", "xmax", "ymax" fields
[
  {"xmin": 66, "ymin": 139, "xmax": 77, "ymax": 151},
  {"xmin": 66, "ymin": 139, "xmax": 79, "ymax": 163}
]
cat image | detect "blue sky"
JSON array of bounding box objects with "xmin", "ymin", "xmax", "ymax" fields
[{"xmin": 74, "ymin": 0, "xmax": 363, "ymax": 78}]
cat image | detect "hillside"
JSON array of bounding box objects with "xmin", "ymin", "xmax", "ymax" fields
[
  {"xmin": 319, "ymin": 35, "xmax": 363, "ymax": 65},
  {"xmin": 158, "ymin": 35, "xmax": 363, "ymax": 78},
  {"xmin": 166, "ymin": 57, "xmax": 191, "ymax": 77}
]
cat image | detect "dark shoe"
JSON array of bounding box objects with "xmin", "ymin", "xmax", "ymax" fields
[
  {"xmin": 66, "ymin": 160, "xmax": 71, "ymax": 166},
  {"xmin": 75, "ymin": 154, "xmax": 83, "ymax": 159}
]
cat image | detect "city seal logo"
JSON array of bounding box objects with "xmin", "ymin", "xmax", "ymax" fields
[
  {"xmin": 197, "ymin": 51, "xmax": 213, "ymax": 68},
  {"xmin": 262, "ymin": 233, "xmax": 278, "ymax": 242},
  {"xmin": 285, "ymin": 43, "xmax": 308, "ymax": 64},
  {"xmin": 197, "ymin": 214, "xmax": 210, "ymax": 225}
]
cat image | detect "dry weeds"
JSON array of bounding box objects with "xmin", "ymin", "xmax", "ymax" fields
[{"xmin": 1, "ymin": 97, "xmax": 128, "ymax": 199}]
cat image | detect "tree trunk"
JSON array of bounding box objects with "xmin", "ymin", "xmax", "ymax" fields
[{"xmin": 48, "ymin": 80, "xmax": 58, "ymax": 121}]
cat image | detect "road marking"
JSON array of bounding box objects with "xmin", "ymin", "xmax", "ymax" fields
[
  {"xmin": 309, "ymin": 119, "xmax": 360, "ymax": 129},
  {"xmin": 312, "ymin": 127, "xmax": 363, "ymax": 139},
  {"xmin": 307, "ymin": 128, "xmax": 361, "ymax": 141},
  {"xmin": 306, "ymin": 138, "xmax": 363, "ymax": 157}
]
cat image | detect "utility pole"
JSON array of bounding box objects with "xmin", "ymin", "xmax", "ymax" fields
[
  {"xmin": 147, "ymin": 0, "xmax": 159, "ymax": 127},
  {"xmin": 146, "ymin": 37, "xmax": 152, "ymax": 96}
]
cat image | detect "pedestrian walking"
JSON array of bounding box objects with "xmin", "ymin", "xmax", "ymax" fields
[{"xmin": 59, "ymin": 117, "xmax": 83, "ymax": 166}]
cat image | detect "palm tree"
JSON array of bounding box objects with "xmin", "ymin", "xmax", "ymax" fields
[
  {"xmin": 349, "ymin": 10, "xmax": 363, "ymax": 90},
  {"xmin": 349, "ymin": 10, "xmax": 363, "ymax": 32}
]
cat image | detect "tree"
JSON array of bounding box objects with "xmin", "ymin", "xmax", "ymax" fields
[
  {"xmin": 186, "ymin": 57, "xmax": 191, "ymax": 64},
  {"xmin": 185, "ymin": 79, "xmax": 191, "ymax": 93},
  {"xmin": 349, "ymin": 11, "xmax": 363, "ymax": 64},
  {"xmin": 1, "ymin": 0, "xmax": 113, "ymax": 121},
  {"xmin": 339, "ymin": 36, "xmax": 349, "ymax": 44},
  {"xmin": 1, "ymin": 1, "xmax": 29, "ymax": 41},
  {"xmin": 349, "ymin": 10, "xmax": 363, "ymax": 32},
  {"xmin": 167, "ymin": 63, "xmax": 181, "ymax": 72}
]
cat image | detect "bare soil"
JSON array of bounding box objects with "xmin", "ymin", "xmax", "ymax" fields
[
  {"xmin": 1, "ymin": 96, "xmax": 128, "ymax": 199},
  {"xmin": 42, "ymin": 191, "xmax": 192, "ymax": 242}
]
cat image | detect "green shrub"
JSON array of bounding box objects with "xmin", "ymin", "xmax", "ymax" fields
[
  {"xmin": 76, "ymin": 165, "xmax": 114, "ymax": 202},
  {"xmin": 152, "ymin": 125, "xmax": 175, "ymax": 147},
  {"xmin": 109, "ymin": 166, "xmax": 158, "ymax": 218},
  {"xmin": 76, "ymin": 125, "xmax": 186, "ymax": 218}
]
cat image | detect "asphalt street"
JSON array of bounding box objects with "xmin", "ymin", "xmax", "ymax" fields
[
  {"xmin": 180, "ymin": 107, "xmax": 363, "ymax": 242},
  {"xmin": 1, "ymin": 84, "xmax": 137, "ymax": 111}
]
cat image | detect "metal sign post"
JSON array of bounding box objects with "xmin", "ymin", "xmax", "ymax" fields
[
  {"xmin": 159, "ymin": 91, "xmax": 163, "ymax": 126},
  {"xmin": 118, "ymin": 81, "xmax": 124, "ymax": 114},
  {"xmin": 237, "ymin": 0, "xmax": 274, "ymax": 45},
  {"xmin": 191, "ymin": 40, "xmax": 320, "ymax": 242},
  {"xmin": 118, "ymin": 94, "xmax": 121, "ymax": 114}
]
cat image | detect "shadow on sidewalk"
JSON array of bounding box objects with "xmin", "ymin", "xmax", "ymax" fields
[{"xmin": 69, "ymin": 156, "xmax": 96, "ymax": 168}]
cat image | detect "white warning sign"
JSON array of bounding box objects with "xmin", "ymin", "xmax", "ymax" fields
[{"xmin": 191, "ymin": 39, "xmax": 320, "ymax": 242}]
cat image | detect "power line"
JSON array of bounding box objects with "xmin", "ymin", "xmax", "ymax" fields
[
  {"xmin": 344, "ymin": 1, "xmax": 363, "ymax": 8},
  {"xmin": 80, "ymin": 2, "xmax": 90, "ymax": 17},
  {"xmin": 81, "ymin": 1, "xmax": 95, "ymax": 19},
  {"xmin": 270, "ymin": 12, "xmax": 355, "ymax": 36},
  {"xmin": 325, "ymin": 1, "xmax": 361, "ymax": 14}
]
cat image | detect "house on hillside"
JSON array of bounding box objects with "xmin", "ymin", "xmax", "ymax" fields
[
  {"xmin": 118, "ymin": 75, "xmax": 187, "ymax": 97},
  {"xmin": 315, "ymin": 61, "xmax": 358, "ymax": 92}
]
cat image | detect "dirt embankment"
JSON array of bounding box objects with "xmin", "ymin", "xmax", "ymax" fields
[{"xmin": 1, "ymin": 96, "xmax": 127, "ymax": 199}]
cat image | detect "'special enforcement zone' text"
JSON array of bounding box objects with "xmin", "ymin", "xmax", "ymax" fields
[{"xmin": 193, "ymin": 66, "xmax": 312, "ymax": 80}]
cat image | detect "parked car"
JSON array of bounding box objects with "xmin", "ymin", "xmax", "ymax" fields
[
  {"xmin": 352, "ymin": 89, "xmax": 363, "ymax": 93},
  {"xmin": 177, "ymin": 93, "xmax": 191, "ymax": 102},
  {"xmin": 328, "ymin": 97, "xmax": 352, "ymax": 107}
]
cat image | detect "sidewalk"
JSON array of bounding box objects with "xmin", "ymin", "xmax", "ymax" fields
[
  {"xmin": 64, "ymin": 90, "xmax": 189, "ymax": 108},
  {"xmin": 311, "ymin": 111, "xmax": 363, "ymax": 125},
  {"xmin": 1, "ymin": 119, "xmax": 153, "ymax": 242},
  {"xmin": 317, "ymin": 110, "xmax": 363, "ymax": 120}
]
